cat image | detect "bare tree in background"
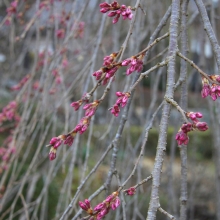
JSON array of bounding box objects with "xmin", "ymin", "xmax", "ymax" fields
[{"xmin": 0, "ymin": 0, "xmax": 220, "ymax": 220}]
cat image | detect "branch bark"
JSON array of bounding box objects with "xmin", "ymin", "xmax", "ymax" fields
[{"xmin": 147, "ymin": 1, "xmax": 180, "ymax": 219}]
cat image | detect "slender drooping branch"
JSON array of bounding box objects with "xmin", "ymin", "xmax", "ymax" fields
[
  {"xmin": 194, "ymin": 0, "xmax": 220, "ymax": 74},
  {"xmin": 158, "ymin": 207, "xmax": 176, "ymax": 220},
  {"xmin": 179, "ymin": 1, "xmax": 189, "ymax": 219},
  {"xmin": 147, "ymin": 0, "xmax": 180, "ymax": 219},
  {"xmin": 177, "ymin": 52, "xmax": 220, "ymax": 85}
]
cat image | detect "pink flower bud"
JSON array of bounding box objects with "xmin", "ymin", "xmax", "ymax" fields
[
  {"xmin": 116, "ymin": 91, "xmax": 123, "ymax": 97},
  {"xmin": 201, "ymin": 84, "xmax": 210, "ymax": 98},
  {"xmin": 94, "ymin": 202, "xmax": 106, "ymax": 212},
  {"xmin": 195, "ymin": 112, "xmax": 203, "ymax": 118},
  {"xmin": 110, "ymin": 104, "xmax": 120, "ymax": 117},
  {"xmin": 84, "ymin": 199, "xmax": 91, "ymax": 208},
  {"xmin": 195, "ymin": 122, "xmax": 208, "ymax": 131},
  {"xmin": 99, "ymin": 3, "xmax": 110, "ymax": 8},
  {"xmin": 112, "ymin": 14, "xmax": 120, "ymax": 24},
  {"xmin": 106, "ymin": 67, "xmax": 118, "ymax": 78},
  {"xmin": 93, "ymin": 70, "xmax": 103, "ymax": 80},
  {"xmin": 49, "ymin": 137, "xmax": 58, "ymax": 145},
  {"xmin": 211, "ymin": 92, "xmax": 217, "ymax": 101},
  {"xmin": 181, "ymin": 123, "xmax": 193, "ymax": 133},
  {"xmin": 121, "ymin": 59, "xmax": 131, "ymax": 66},
  {"xmin": 63, "ymin": 135, "xmax": 74, "ymax": 146},
  {"xmin": 49, "ymin": 147, "xmax": 56, "ymax": 160},
  {"xmin": 79, "ymin": 201, "xmax": 88, "ymax": 211},
  {"xmin": 175, "ymin": 130, "xmax": 189, "ymax": 145},
  {"xmin": 111, "ymin": 196, "xmax": 120, "ymax": 210},
  {"xmin": 108, "ymin": 11, "xmax": 117, "ymax": 17},
  {"xmin": 125, "ymin": 187, "xmax": 136, "ymax": 196},
  {"xmin": 105, "ymin": 194, "xmax": 114, "ymax": 203},
  {"xmin": 111, "ymin": 1, "xmax": 120, "ymax": 8},
  {"xmin": 80, "ymin": 124, "xmax": 89, "ymax": 134},
  {"xmin": 83, "ymin": 103, "xmax": 92, "ymax": 110},
  {"xmin": 100, "ymin": 8, "xmax": 110, "ymax": 13},
  {"xmin": 71, "ymin": 101, "xmax": 82, "ymax": 111}
]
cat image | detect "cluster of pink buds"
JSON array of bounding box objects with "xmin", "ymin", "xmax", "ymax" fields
[
  {"xmin": 110, "ymin": 92, "xmax": 130, "ymax": 117},
  {"xmin": 122, "ymin": 55, "xmax": 144, "ymax": 75},
  {"xmin": 49, "ymin": 97, "xmax": 96, "ymax": 160},
  {"xmin": 103, "ymin": 53, "xmax": 118, "ymax": 67},
  {"xmin": 0, "ymin": 101, "xmax": 18, "ymax": 125},
  {"xmin": 70, "ymin": 93, "xmax": 91, "ymax": 111},
  {"xmin": 75, "ymin": 117, "xmax": 91, "ymax": 134},
  {"xmin": 103, "ymin": 67, "xmax": 118, "ymax": 85},
  {"xmin": 48, "ymin": 131, "xmax": 77, "ymax": 160},
  {"xmin": 93, "ymin": 53, "xmax": 119, "ymax": 85},
  {"xmin": 201, "ymin": 76, "xmax": 220, "ymax": 101},
  {"xmin": 79, "ymin": 199, "xmax": 93, "ymax": 215},
  {"xmin": 11, "ymin": 74, "xmax": 30, "ymax": 91},
  {"xmin": 93, "ymin": 68, "xmax": 105, "ymax": 81},
  {"xmin": 5, "ymin": 0, "xmax": 18, "ymax": 25},
  {"xmin": 93, "ymin": 67, "xmax": 119, "ymax": 85},
  {"xmin": 6, "ymin": 0, "xmax": 18, "ymax": 16},
  {"xmin": 48, "ymin": 117, "xmax": 92, "ymax": 160},
  {"xmin": 175, "ymin": 112, "xmax": 208, "ymax": 146},
  {"xmin": 79, "ymin": 191, "xmax": 120, "ymax": 219},
  {"xmin": 124, "ymin": 187, "xmax": 136, "ymax": 196},
  {"xmin": 83, "ymin": 101, "xmax": 100, "ymax": 117},
  {"xmin": 100, "ymin": 1, "xmax": 133, "ymax": 24}
]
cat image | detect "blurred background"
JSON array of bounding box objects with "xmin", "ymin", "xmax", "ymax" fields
[{"xmin": 0, "ymin": 0, "xmax": 220, "ymax": 219}]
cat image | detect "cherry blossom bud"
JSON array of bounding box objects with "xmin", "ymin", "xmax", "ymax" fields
[
  {"xmin": 84, "ymin": 199, "xmax": 91, "ymax": 208},
  {"xmin": 63, "ymin": 132, "xmax": 76, "ymax": 146},
  {"xmin": 122, "ymin": 59, "xmax": 131, "ymax": 66},
  {"xmin": 49, "ymin": 147, "xmax": 57, "ymax": 160},
  {"xmin": 105, "ymin": 67, "xmax": 118, "ymax": 79},
  {"xmin": 112, "ymin": 14, "xmax": 120, "ymax": 24},
  {"xmin": 211, "ymin": 93, "xmax": 217, "ymax": 101},
  {"xmin": 111, "ymin": 196, "xmax": 120, "ymax": 210},
  {"xmin": 125, "ymin": 187, "xmax": 136, "ymax": 196},
  {"xmin": 49, "ymin": 137, "xmax": 63, "ymax": 149},
  {"xmin": 105, "ymin": 194, "xmax": 114, "ymax": 203},
  {"xmin": 108, "ymin": 11, "xmax": 117, "ymax": 17},
  {"xmin": 71, "ymin": 100, "xmax": 83, "ymax": 111},
  {"xmin": 195, "ymin": 122, "xmax": 208, "ymax": 131},
  {"xmin": 181, "ymin": 123, "xmax": 193, "ymax": 133},
  {"xmin": 97, "ymin": 207, "xmax": 110, "ymax": 219},
  {"xmin": 116, "ymin": 92, "xmax": 123, "ymax": 97},
  {"xmin": 175, "ymin": 130, "xmax": 189, "ymax": 145},
  {"xmin": 195, "ymin": 112, "xmax": 203, "ymax": 118},
  {"xmin": 79, "ymin": 201, "xmax": 89, "ymax": 211},
  {"xmin": 110, "ymin": 104, "xmax": 120, "ymax": 117},
  {"xmin": 94, "ymin": 202, "xmax": 106, "ymax": 212},
  {"xmin": 100, "ymin": 8, "xmax": 110, "ymax": 13},
  {"xmin": 93, "ymin": 69, "xmax": 103, "ymax": 80},
  {"xmin": 201, "ymin": 80, "xmax": 210, "ymax": 98},
  {"xmin": 99, "ymin": 3, "xmax": 110, "ymax": 8}
]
